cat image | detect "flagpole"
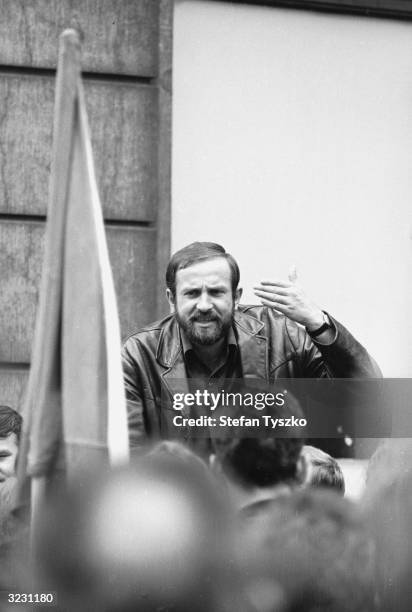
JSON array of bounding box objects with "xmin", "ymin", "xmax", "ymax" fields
[
  {"xmin": 28, "ymin": 28, "xmax": 81, "ymax": 538},
  {"xmin": 15, "ymin": 27, "xmax": 129, "ymax": 563}
]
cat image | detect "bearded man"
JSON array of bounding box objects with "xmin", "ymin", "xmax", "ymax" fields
[{"xmin": 122, "ymin": 242, "xmax": 380, "ymax": 452}]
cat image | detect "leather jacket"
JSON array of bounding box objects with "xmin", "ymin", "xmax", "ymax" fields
[{"xmin": 122, "ymin": 306, "xmax": 381, "ymax": 448}]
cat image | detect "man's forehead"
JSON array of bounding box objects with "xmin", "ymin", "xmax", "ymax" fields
[
  {"xmin": 176, "ymin": 258, "xmax": 231, "ymax": 287},
  {"xmin": 0, "ymin": 433, "xmax": 18, "ymax": 451}
]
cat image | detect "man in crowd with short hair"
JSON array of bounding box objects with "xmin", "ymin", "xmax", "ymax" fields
[
  {"xmin": 210, "ymin": 393, "xmax": 306, "ymax": 515},
  {"xmin": 0, "ymin": 405, "xmax": 24, "ymax": 573},
  {"xmin": 0, "ymin": 405, "xmax": 22, "ymax": 485},
  {"xmin": 122, "ymin": 241, "xmax": 381, "ymax": 450},
  {"xmin": 301, "ymin": 444, "xmax": 345, "ymax": 495}
]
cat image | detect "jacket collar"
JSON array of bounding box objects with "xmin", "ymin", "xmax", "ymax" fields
[
  {"xmin": 156, "ymin": 311, "xmax": 267, "ymax": 379},
  {"xmin": 234, "ymin": 310, "xmax": 267, "ymax": 380},
  {"xmin": 156, "ymin": 315, "xmax": 183, "ymax": 368},
  {"xmin": 234, "ymin": 308, "xmax": 265, "ymax": 338}
]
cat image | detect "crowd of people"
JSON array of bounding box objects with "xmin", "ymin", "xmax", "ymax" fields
[{"xmin": 0, "ymin": 401, "xmax": 410, "ymax": 611}]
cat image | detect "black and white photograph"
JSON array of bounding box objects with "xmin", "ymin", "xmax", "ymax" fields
[{"xmin": 0, "ymin": 1, "xmax": 411, "ymax": 610}]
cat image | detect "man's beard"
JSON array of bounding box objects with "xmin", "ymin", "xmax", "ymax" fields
[{"xmin": 176, "ymin": 308, "xmax": 234, "ymax": 346}]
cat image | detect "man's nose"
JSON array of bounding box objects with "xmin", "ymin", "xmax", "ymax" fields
[{"xmin": 196, "ymin": 291, "xmax": 213, "ymax": 312}]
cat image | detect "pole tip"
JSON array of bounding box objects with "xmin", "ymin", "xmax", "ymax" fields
[{"xmin": 59, "ymin": 29, "xmax": 81, "ymax": 49}]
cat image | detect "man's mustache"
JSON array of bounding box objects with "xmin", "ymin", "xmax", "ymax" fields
[{"xmin": 190, "ymin": 313, "xmax": 219, "ymax": 322}]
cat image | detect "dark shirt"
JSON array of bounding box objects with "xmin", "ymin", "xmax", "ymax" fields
[
  {"xmin": 179, "ymin": 326, "xmax": 242, "ymax": 457},
  {"xmin": 180, "ymin": 326, "xmax": 242, "ymax": 385}
]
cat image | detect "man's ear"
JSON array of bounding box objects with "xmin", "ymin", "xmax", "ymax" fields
[
  {"xmin": 166, "ymin": 288, "xmax": 175, "ymax": 313},
  {"xmin": 234, "ymin": 287, "xmax": 243, "ymax": 310}
]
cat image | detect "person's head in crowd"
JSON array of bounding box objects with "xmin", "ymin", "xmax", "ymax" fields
[
  {"xmin": 165, "ymin": 242, "xmax": 242, "ymax": 346},
  {"xmin": 0, "ymin": 406, "xmax": 22, "ymax": 484},
  {"xmin": 148, "ymin": 439, "xmax": 209, "ymax": 469},
  {"xmin": 301, "ymin": 445, "xmax": 345, "ymax": 495},
  {"xmin": 36, "ymin": 456, "xmax": 242, "ymax": 612},
  {"xmin": 211, "ymin": 387, "xmax": 306, "ymax": 512},
  {"xmin": 148, "ymin": 439, "xmax": 221, "ymax": 490},
  {"xmin": 363, "ymin": 439, "xmax": 412, "ymax": 612},
  {"xmin": 238, "ymin": 488, "xmax": 376, "ymax": 612},
  {"xmin": 0, "ymin": 406, "xmax": 25, "ymax": 583},
  {"xmin": 365, "ymin": 438, "xmax": 412, "ymax": 495}
]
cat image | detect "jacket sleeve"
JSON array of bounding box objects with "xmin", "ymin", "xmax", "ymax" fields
[
  {"xmin": 121, "ymin": 339, "xmax": 149, "ymax": 449},
  {"xmin": 286, "ymin": 314, "xmax": 382, "ymax": 378}
]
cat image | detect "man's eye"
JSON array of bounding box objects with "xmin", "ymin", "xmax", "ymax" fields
[{"xmin": 210, "ymin": 290, "xmax": 224, "ymax": 296}]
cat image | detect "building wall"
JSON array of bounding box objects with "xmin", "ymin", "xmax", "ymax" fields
[
  {"xmin": 0, "ymin": 0, "xmax": 172, "ymax": 410},
  {"xmin": 173, "ymin": 0, "xmax": 412, "ymax": 378}
]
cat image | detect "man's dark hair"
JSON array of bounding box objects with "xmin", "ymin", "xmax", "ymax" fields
[
  {"xmin": 0, "ymin": 406, "xmax": 22, "ymax": 441},
  {"xmin": 213, "ymin": 386, "xmax": 306, "ymax": 488},
  {"xmin": 216, "ymin": 437, "xmax": 304, "ymax": 488},
  {"xmin": 302, "ymin": 445, "xmax": 345, "ymax": 495},
  {"xmin": 165, "ymin": 242, "xmax": 240, "ymax": 297}
]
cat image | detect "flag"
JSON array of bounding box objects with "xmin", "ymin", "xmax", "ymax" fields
[{"xmin": 16, "ymin": 29, "xmax": 129, "ymax": 515}]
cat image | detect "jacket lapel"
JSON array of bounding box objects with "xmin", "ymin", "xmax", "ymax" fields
[
  {"xmin": 234, "ymin": 310, "xmax": 269, "ymax": 381},
  {"xmin": 156, "ymin": 316, "xmax": 190, "ymax": 413}
]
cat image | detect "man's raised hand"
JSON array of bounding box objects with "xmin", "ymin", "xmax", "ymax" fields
[{"xmin": 253, "ymin": 266, "xmax": 324, "ymax": 330}]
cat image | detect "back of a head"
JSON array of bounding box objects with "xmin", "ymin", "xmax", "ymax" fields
[
  {"xmin": 363, "ymin": 445, "xmax": 412, "ymax": 612},
  {"xmin": 239, "ymin": 488, "xmax": 376, "ymax": 612},
  {"xmin": 364, "ymin": 439, "xmax": 412, "ymax": 496},
  {"xmin": 36, "ymin": 457, "xmax": 239, "ymax": 612},
  {"xmin": 148, "ymin": 439, "xmax": 222, "ymax": 492},
  {"xmin": 302, "ymin": 445, "xmax": 345, "ymax": 495},
  {"xmin": 148, "ymin": 439, "xmax": 209, "ymax": 472},
  {"xmin": 213, "ymin": 386, "xmax": 306, "ymax": 490}
]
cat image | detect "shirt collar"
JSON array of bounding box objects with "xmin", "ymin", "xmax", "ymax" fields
[{"xmin": 180, "ymin": 325, "xmax": 237, "ymax": 355}]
